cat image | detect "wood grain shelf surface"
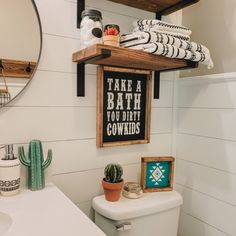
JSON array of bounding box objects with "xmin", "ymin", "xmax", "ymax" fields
[
  {"xmin": 72, "ymin": 44, "xmax": 198, "ymax": 72},
  {"xmin": 107, "ymin": 0, "xmax": 200, "ymax": 15}
]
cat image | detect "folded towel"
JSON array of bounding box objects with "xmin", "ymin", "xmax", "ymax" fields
[
  {"xmin": 133, "ymin": 19, "xmax": 192, "ymax": 36},
  {"xmin": 120, "ymin": 31, "xmax": 208, "ymax": 53},
  {"xmin": 133, "ymin": 28, "xmax": 190, "ymax": 41},
  {"xmin": 129, "ymin": 43, "xmax": 214, "ymax": 69}
]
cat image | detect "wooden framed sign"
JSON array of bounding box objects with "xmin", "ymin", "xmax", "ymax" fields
[
  {"xmin": 97, "ymin": 66, "xmax": 152, "ymax": 147},
  {"xmin": 141, "ymin": 156, "xmax": 175, "ymax": 192}
]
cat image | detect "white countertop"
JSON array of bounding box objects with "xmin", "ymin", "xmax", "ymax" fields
[{"xmin": 0, "ymin": 184, "xmax": 106, "ymax": 236}]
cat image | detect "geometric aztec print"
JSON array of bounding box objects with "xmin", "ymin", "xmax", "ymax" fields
[
  {"xmin": 146, "ymin": 161, "xmax": 170, "ymax": 188},
  {"xmin": 150, "ymin": 163, "xmax": 165, "ymax": 184}
]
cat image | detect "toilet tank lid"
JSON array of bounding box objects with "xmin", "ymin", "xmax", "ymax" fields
[{"xmin": 92, "ymin": 190, "xmax": 183, "ymax": 221}]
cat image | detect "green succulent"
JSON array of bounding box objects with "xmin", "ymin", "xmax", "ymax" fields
[{"xmin": 104, "ymin": 163, "xmax": 123, "ymax": 183}]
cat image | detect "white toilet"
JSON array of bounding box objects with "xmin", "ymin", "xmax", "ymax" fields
[{"xmin": 93, "ymin": 190, "xmax": 183, "ymax": 236}]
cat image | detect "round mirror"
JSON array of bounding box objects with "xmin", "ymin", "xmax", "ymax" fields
[{"xmin": 0, "ymin": 0, "xmax": 42, "ymax": 107}]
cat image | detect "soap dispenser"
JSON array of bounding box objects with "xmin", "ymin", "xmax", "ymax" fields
[{"xmin": 0, "ymin": 144, "xmax": 20, "ymax": 196}]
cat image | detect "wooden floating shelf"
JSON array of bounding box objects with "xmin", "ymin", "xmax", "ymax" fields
[
  {"xmin": 107, "ymin": 0, "xmax": 200, "ymax": 15},
  {"xmin": 0, "ymin": 59, "xmax": 37, "ymax": 79},
  {"xmin": 75, "ymin": 0, "xmax": 200, "ymax": 98},
  {"xmin": 72, "ymin": 44, "xmax": 198, "ymax": 72}
]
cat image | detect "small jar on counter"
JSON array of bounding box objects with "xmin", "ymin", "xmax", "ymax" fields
[{"xmin": 80, "ymin": 9, "xmax": 103, "ymax": 49}]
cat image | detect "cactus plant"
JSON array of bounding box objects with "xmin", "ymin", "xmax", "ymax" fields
[
  {"xmin": 18, "ymin": 140, "xmax": 52, "ymax": 191},
  {"xmin": 104, "ymin": 163, "xmax": 123, "ymax": 183},
  {"xmin": 102, "ymin": 163, "xmax": 124, "ymax": 201}
]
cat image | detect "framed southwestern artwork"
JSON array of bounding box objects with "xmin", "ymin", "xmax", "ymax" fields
[
  {"xmin": 141, "ymin": 157, "xmax": 175, "ymax": 192},
  {"xmin": 97, "ymin": 66, "xmax": 152, "ymax": 147}
]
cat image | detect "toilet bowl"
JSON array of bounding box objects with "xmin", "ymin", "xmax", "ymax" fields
[{"xmin": 93, "ymin": 190, "xmax": 183, "ymax": 236}]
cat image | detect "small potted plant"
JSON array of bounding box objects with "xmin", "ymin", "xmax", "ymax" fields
[
  {"xmin": 102, "ymin": 163, "xmax": 124, "ymax": 201},
  {"xmin": 103, "ymin": 24, "xmax": 120, "ymax": 47}
]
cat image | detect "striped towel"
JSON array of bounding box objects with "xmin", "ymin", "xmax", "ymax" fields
[
  {"xmin": 129, "ymin": 43, "xmax": 213, "ymax": 69},
  {"xmin": 120, "ymin": 31, "xmax": 209, "ymax": 54},
  {"xmin": 133, "ymin": 28, "xmax": 190, "ymax": 41},
  {"xmin": 133, "ymin": 19, "xmax": 192, "ymax": 36}
]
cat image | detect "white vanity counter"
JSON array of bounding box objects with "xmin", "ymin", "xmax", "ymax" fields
[{"xmin": 0, "ymin": 184, "xmax": 106, "ymax": 236}]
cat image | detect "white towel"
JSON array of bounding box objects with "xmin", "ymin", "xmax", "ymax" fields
[
  {"xmin": 129, "ymin": 43, "xmax": 214, "ymax": 69},
  {"xmin": 133, "ymin": 19, "xmax": 192, "ymax": 36},
  {"xmin": 120, "ymin": 31, "xmax": 209, "ymax": 54},
  {"xmin": 133, "ymin": 28, "xmax": 190, "ymax": 41}
]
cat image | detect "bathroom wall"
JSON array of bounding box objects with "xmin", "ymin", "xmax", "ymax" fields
[
  {"xmin": 3, "ymin": 1, "xmax": 234, "ymax": 236},
  {"xmin": 0, "ymin": 0, "xmax": 178, "ymax": 218},
  {"xmin": 175, "ymin": 1, "xmax": 236, "ymax": 235},
  {"xmin": 181, "ymin": 0, "xmax": 236, "ymax": 77}
]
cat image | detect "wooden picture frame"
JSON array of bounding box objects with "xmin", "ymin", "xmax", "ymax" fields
[
  {"xmin": 141, "ymin": 157, "xmax": 175, "ymax": 192},
  {"xmin": 97, "ymin": 66, "xmax": 152, "ymax": 147}
]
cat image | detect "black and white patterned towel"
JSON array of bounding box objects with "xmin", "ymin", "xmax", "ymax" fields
[
  {"xmin": 120, "ymin": 31, "xmax": 209, "ymax": 54},
  {"xmin": 133, "ymin": 19, "xmax": 192, "ymax": 36},
  {"xmin": 133, "ymin": 28, "xmax": 190, "ymax": 41},
  {"xmin": 129, "ymin": 43, "xmax": 213, "ymax": 69}
]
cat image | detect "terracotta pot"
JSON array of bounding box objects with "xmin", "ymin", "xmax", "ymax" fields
[
  {"xmin": 103, "ymin": 35, "xmax": 120, "ymax": 47},
  {"xmin": 102, "ymin": 178, "xmax": 124, "ymax": 202}
]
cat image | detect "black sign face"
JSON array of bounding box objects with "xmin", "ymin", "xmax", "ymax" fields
[{"xmin": 97, "ymin": 67, "xmax": 151, "ymax": 147}]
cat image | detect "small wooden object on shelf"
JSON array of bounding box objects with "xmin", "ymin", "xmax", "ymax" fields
[
  {"xmin": 103, "ymin": 24, "xmax": 120, "ymax": 47},
  {"xmin": 103, "ymin": 35, "xmax": 119, "ymax": 47}
]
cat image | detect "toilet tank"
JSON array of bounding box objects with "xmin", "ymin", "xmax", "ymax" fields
[{"xmin": 93, "ymin": 190, "xmax": 183, "ymax": 236}]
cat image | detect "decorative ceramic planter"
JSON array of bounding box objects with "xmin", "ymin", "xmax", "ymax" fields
[
  {"xmin": 19, "ymin": 140, "xmax": 52, "ymax": 191},
  {"xmin": 102, "ymin": 178, "xmax": 124, "ymax": 201},
  {"xmin": 103, "ymin": 35, "xmax": 120, "ymax": 47}
]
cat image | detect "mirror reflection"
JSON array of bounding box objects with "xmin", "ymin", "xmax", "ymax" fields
[{"xmin": 0, "ymin": 0, "xmax": 41, "ymax": 107}]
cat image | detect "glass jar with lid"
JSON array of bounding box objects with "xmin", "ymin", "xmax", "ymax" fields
[{"xmin": 80, "ymin": 9, "xmax": 103, "ymax": 49}]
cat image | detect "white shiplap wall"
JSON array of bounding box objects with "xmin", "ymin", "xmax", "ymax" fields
[
  {"xmin": 0, "ymin": 0, "xmax": 177, "ymax": 218},
  {"xmin": 176, "ymin": 73, "xmax": 236, "ymax": 236}
]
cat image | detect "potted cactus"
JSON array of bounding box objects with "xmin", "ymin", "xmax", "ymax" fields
[{"xmin": 102, "ymin": 163, "xmax": 124, "ymax": 202}]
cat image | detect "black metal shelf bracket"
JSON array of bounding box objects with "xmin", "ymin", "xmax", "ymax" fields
[
  {"xmin": 154, "ymin": 71, "xmax": 160, "ymax": 99},
  {"xmin": 153, "ymin": 13, "xmax": 162, "ymax": 100},
  {"xmin": 86, "ymin": 49, "xmax": 111, "ymax": 64},
  {"xmin": 77, "ymin": 49, "xmax": 111, "ymax": 97},
  {"xmin": 77, "ymin": 0, "xmax": 85, "ymax": 28},
  {"xmin": 77, "ymin": 63, "xmax": 85, "ymax": 96}
]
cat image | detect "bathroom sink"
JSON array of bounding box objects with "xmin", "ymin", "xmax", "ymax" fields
[
  {"xmin": 0, "ymin": 212, "xmax": 12, "ymax": 236},
  {"xmin": 0, "ymin": 185, "xmax": 106, "ymax": 236}
]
